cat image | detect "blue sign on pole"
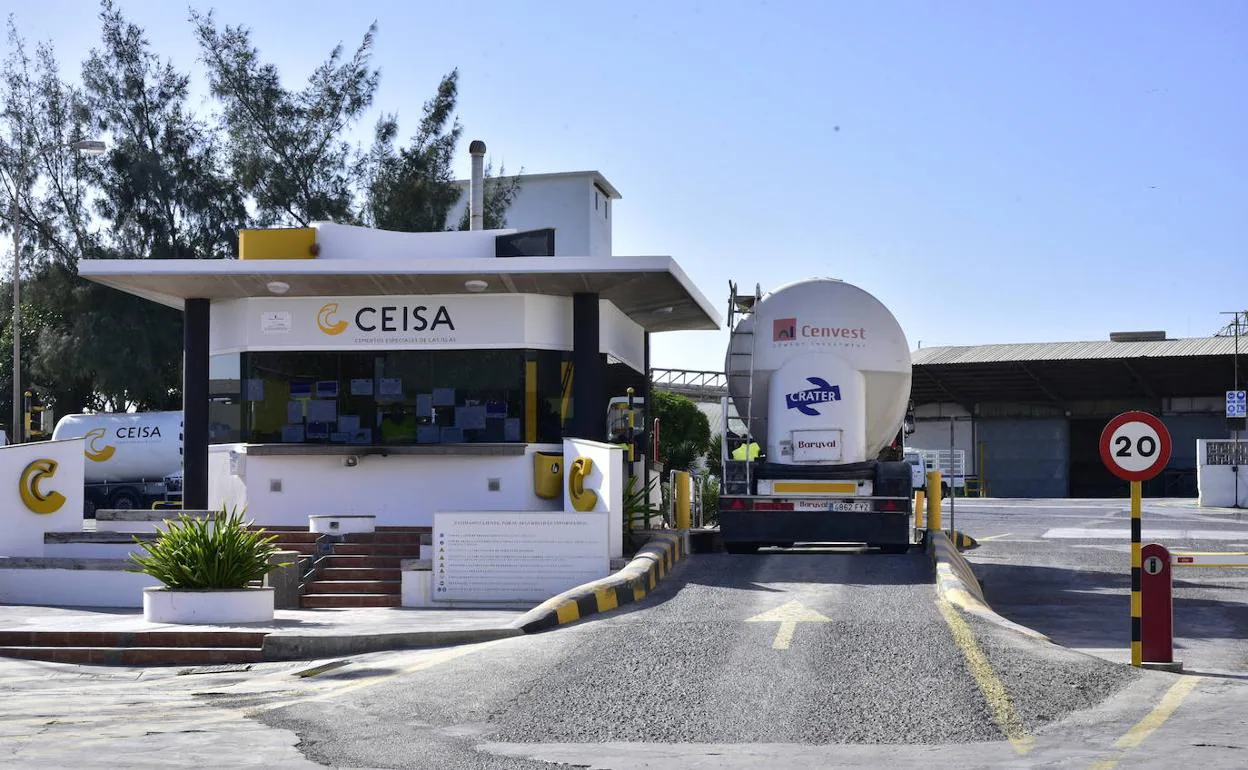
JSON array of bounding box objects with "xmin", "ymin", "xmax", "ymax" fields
[{"xmin": 1227, "ymin": 390, "xmax": 1247, "ymax": 419}]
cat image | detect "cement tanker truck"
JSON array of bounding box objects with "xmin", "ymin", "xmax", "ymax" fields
[
  {"xmin": 50, "ymin": 411, "xmax": 183, "ymax": 516},
  {"xmin": 719, "ymin": 278, "xmax": 915, "ymax": 554}
]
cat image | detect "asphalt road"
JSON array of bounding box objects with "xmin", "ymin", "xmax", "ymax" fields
[
  {"xmin": 4, "ymin": 500, "xmax": 1247, "ymax": 768},
  {"xmin": 950, "ymin": 498, "xmax": 1248, "ymax": 673},
  {"xmin": 253, "ymin": 546, "xmax": 1137, "ymax": 768}
]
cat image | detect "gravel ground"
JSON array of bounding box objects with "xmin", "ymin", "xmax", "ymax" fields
[{"xmin": 257, "ymin": 548, "xmax": 1142, "ymax": 768}]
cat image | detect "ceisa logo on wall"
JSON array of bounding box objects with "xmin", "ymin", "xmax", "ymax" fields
[
  {"xmin": 20, "ymin": 458, "xmax": 66, "ymax": 514},
  {"xmin": 316, "ymin": 300, "xmax": 457, "ymax": 341},
  {"xmin": 785, "ymin": 377, "xmax": 842, "ymax": 416}
]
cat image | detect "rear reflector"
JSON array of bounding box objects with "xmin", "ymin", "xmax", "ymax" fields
[
  {"xmin": 722, "ymin": 497, "xmax": 752, "ymax": 511},
  {"xmin": 877, "ymin": 499, "xmax": 900, "ymax": 511},
  {"xmin": 754, "ymin": 501, "xmax": 795, "ymax": 511}
]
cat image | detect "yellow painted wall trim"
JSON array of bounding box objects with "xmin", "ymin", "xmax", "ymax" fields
[{"xmin": 240, "ymin": 228, "xmax": 318, "ymax": 260}]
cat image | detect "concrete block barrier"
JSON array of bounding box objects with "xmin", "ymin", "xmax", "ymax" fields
[
  {"xmin": 928, "ymin": 530, "xmax": 1050, "ymax": 642},
  {"xmin": 512, "ymin": 531, "xmax": 688, "ymax": 633}
]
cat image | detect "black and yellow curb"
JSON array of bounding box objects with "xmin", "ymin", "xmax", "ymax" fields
[
  {"xmin": 510, "ymin": 531, "xmax": 688, "ymax": 633},
  {"xmin": 928, "ymin": 530, "xmax": 1050, "ymax": 642},
  {"xmin": 952, "ymin": 530, "xmax": 979, "ymax": 550}
]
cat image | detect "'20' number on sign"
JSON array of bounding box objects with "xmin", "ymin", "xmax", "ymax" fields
[
  {"xmin": 1114, "ymin": 434, "xmax": 1157, "ymax": 459},
  {"xmin": 1108, "ymin": 422, "xmax": 1163, "ymax": 474}
]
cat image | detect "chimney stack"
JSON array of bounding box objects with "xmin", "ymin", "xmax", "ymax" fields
[{"xmin": 469, "ymin": 139, "xmax": 486, "ymax": 231}]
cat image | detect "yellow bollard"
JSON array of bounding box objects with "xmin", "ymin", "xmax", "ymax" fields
[
  {"xmin": 926, "ymin": 471, "xmax": 943, "ymax": 531},
  {"xmin": 674, "ymin": 471, "xmax": 692, "ymax": 529},
  {"xmin": 914, "ymin": 490, "xmax": 926, "ymax": 529}
]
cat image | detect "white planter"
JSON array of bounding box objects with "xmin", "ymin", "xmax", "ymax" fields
[{"xmin": 143, "ymin": 587, "xmax": 275, "ymax": 624}]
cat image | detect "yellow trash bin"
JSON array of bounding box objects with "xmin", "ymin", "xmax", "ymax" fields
[{"xmin": 533, "ymin": 452, "xmax": 564, "ymax": 499}]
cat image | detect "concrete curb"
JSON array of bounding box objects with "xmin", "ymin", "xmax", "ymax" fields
[
  {"xmin": 928, "ymin": 530, "xmax": 1051, "ymax": 642},
  {"xmin": 510, "ymin": 531, "xmax": 688, "ymax": 633},
  {"xmin": 262, "ymin": 627, "xmax": 523, "ymax": 660}
]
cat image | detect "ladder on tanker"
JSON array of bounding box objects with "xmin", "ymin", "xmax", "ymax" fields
[{"xmin": 722, "ymin": 280, "xmax": 762, "ymax": 496}]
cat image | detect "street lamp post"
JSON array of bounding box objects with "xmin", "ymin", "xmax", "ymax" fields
[{"xmin": 10, "ymin": 139, "xmax": 105, "ymax": 443}]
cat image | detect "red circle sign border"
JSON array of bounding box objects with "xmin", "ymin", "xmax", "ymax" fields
[{"xmin": 1099, "ymin": 410, "xmax": 1173, "ymax": 482}]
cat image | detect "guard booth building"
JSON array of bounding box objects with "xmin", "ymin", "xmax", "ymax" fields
[{"xmin": 78, "ymin": 186, "xmax": 719, "ymax": 526}]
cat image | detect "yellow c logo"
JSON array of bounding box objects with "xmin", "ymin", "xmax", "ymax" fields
[
  {"xmin": 568, "ymin": 457, "xmax": 598, "ymax": 512},
  {"xmin": 20, "ymin": 458, "xmax": 66, "ymax": 515},
  {"xmin": 317, "ymin": 303, "xmax": 348, "ymax": 335},
  {"xmin": 84, "ymin": 428, "xmax": 116, "ymax": 462}
]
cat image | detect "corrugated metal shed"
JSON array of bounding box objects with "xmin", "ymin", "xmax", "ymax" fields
[
  {"xmin": 912, "ymin": 336, "xmax": 1239, "ymax": 366},
  {"xmin": 911, "ymin": 336, "xmax": 1243, "ymax": 406}
]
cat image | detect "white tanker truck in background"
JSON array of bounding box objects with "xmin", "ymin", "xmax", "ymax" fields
[
  {"xmin": 50, "ymin": 411, "xmax": 183, "ymax": 516},
  {"xmin": 719, "ymin": 277, "xmax": 917, "ymax": 554}
]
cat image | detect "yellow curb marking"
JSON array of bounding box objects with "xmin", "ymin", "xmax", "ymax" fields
[
  {"xmin": 1089, "ymin": 676, "xmax": 1202, "ymax": 770},
  {"xmin": 555, "ymin": 601, "xmax": 580, "ymax": 624},
  {"xmin": 746, "ymin": 600, "xmax": 831, "ymax": 650},
  {"xmin": 936, "ymin": 598, "xmax": 1035, "ymax": 755},
  {"xmin": 594, "ymin": 586, "xmax": 618, "ymax": 612}
]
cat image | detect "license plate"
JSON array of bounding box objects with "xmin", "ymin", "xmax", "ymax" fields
[{"xmin": 794, "ymin": 499, "xmax": 871, "ymax": 512}]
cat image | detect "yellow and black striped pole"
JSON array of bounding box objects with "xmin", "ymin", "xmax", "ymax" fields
[{"xmin": 1130, "ymin": 479, "xmax": 1142, "ymax": 667}]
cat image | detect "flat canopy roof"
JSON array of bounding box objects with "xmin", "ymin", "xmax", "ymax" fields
[
  {"xmin": 78, "ymin": 255, "xmax": 722, "ymax": 333},
  {"xmin": 912, "ymin": 337, "xmax": 1240, "ymax": 406}
]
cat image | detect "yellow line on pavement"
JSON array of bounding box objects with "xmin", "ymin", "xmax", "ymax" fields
[
  {"xmin": 935, "ymin": 598, "xmax": 1035, "ymax": 755},
  {"xmin": 1089, "ymin": 676, "xmax": 1202, "ymax": 770},
  {"xmin": 977, "ymin": 533, "xmax": 1012, "ymax": 542}
]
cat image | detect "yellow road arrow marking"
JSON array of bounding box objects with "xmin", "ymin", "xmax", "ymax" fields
[{"xmin": 746, "ymin": 600, "xmax": 831, "ymax": 649}]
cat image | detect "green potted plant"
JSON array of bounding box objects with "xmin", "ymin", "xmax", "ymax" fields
[{"xmin": 130, "ymin": 505, "xmax": 285, "ymax": 624}]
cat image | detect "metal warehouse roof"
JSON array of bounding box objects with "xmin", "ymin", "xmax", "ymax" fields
[
  {"xmin": 912, "ymin": 336, "xmax": 1240, "ymax": 366},
  {"xmin": 911, "ymin": 336, "xmax": 1243, "ymax": 406}
]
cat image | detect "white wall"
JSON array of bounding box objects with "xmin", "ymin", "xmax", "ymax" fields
[
  {"xmin": 446, "ymin": 173, "xmax": 616, "ymax": 257},
  {"xmin": 563, "ymin": 438, "xmax": 624, "ymax": 559},
  {"xmin": 1197, "ymin": 439, "xmax": 1248, "ymax": 507},
  {"xmin": 0, "ymin": 567, "xmax": 158, "ymax": 608},
  {"xmin": 210, "ymin": 444, "xmax": 565, "ymax": 527},
  {"xmin": 0, "ymin": 438, "xmax": 85, "ymax": 557},
  {"xmin": 599, "ymin": 300, "xmax": 645, "ymax": 373},
  {"xmin": 313, "ymin": 222, "xmax": 511, "ymax": 260}
]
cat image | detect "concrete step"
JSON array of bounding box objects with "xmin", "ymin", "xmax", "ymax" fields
[
  {"xmin": 343, "ymin": 532, "xmax": 428, "ymax": 544},
  {"xmin": 303, "ymin": 580, "xmax": 399, "ymax": 594},
  {"xmin": 260, "ymin": 531, "xmax": 321, "ymax": 543},
  {"xmin": 0, "ymin": 646, "xmax": 264, "ymax": 666},
  {"xmin": 299, "ymin": 593, "xmax": 401, "ymax": 608},
  {"xmin": 331, "ymin": 544, "xmax": 423, "ymax": 557},
  {"xmin": 269, "ymin": 541, "xmax": 318, "ymax": 555},
  {"xmin": 320, "ymin": 555, "xmax": 403, "ymax": 569},
  {"xmin": 0, "ymin": 630, "xmax": 269, "ymax": 648},
  {"xmin": 318, "ymin": 567, "xmax": 401, "ymax": 581}
]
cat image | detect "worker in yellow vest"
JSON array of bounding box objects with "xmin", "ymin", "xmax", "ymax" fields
[{"xmin": 731, "ymin": 441, "xmax": 760, "ymax": 461}]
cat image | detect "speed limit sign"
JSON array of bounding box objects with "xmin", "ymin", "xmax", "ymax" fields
[{"xmin": 1099, "ymin": 411, "xmax": 1172, "ymax": 482}]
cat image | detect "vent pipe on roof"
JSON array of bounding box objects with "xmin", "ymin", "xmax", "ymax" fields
[
  {"xmin": 1109, "ymin": 331, "xmax": 1167, "ymax": 342},
  {"xmin": 469, "ymin": 139, "xmax": 486, "ymax": 231}
]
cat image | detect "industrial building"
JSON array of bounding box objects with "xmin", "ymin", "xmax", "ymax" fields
[{"xmin": 908, "ymin": 331, "xmax": 1244, "ymax": 498}]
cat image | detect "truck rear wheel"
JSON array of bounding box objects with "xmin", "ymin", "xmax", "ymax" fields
[{"xmin": 108, "ymin": 488, "xmax": 142, "ymax": 510}]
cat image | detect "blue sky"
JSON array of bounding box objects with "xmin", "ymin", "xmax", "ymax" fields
[{"xmin": 9, "ymin": 0, "xmax": 1248, "ymax": 372}]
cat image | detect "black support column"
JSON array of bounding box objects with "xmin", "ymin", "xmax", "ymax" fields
[
  {"xmin": 570, "ymin": 293, "xmax": 603, "ymax": 440},
  {"xmin": 183, "ymin": 298, "xmax": 210, "ymax": 511},
  {"xmin": 641, "ymin": 331, "xmax": 652, "ymax": 480}
]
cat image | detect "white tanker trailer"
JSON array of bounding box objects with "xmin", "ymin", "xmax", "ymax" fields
[
  {"xmin": 719, "ymin": 277, "xmax": 916, "ymax": 554},
  {"xmin": 50, "ymin": 411, "xmax": 184, "ymax": 516}
]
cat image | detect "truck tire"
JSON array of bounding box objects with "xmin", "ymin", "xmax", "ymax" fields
[
  {"xmin": 83, "ymin": 492, "xmax": 101, "ymax": 519},
  {"xmin": 108, "ymin": 488, "xmax": 142, "ymax": 510}
]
